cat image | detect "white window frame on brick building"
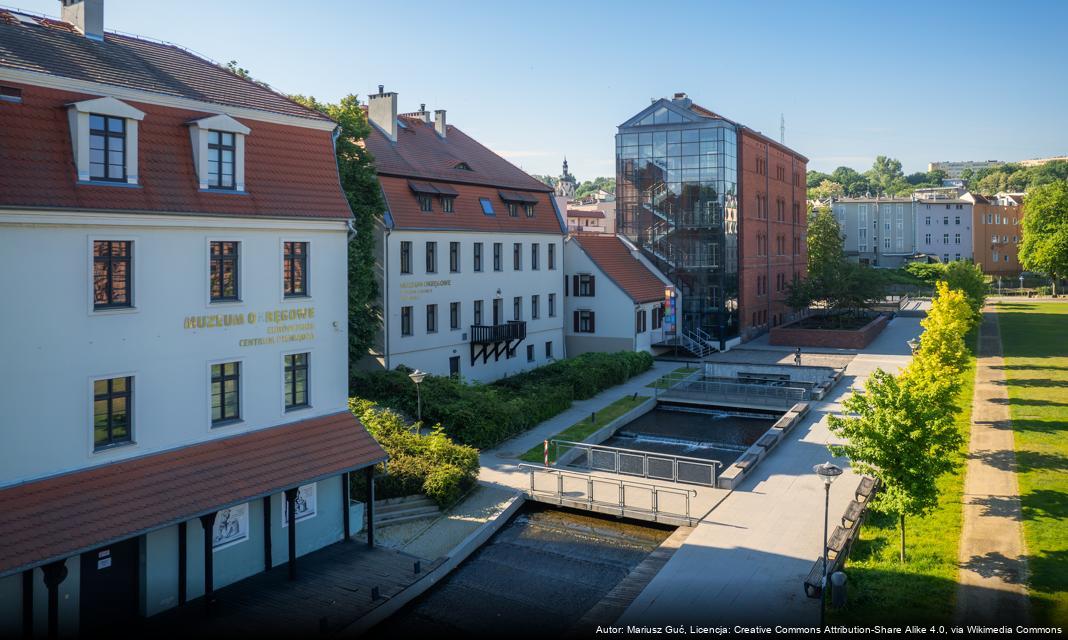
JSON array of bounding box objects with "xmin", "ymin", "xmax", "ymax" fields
[
  {"xmin": 187, "ymin": 114, "xmax": 251, "ymax": 192},
  {"xmin": 67, "ymin": 96, "xmax": 145, "ymax": 185}
]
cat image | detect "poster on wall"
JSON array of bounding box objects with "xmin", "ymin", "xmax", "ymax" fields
[
  {"xmin": 212, "ymin": 503, "xmax": 249, "ymax": 552},
  {"xmin": 281, "ymin": 483, "xmax": 317, "ymax": 527}
]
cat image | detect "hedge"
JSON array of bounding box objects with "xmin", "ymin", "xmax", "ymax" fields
[
  {"xmin": 348, "ymin": 398, "xmax": 479, "ymax": 507},
  {"xmin": 351, "ymin": 351, "xmax": 654, "ymax": 449}
]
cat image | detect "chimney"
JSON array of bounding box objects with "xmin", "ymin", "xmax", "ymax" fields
[
  {"xmin": 418, "ymin": 103, "xmax": 430, "ymax": 124},
  {"xmin": 434, "ymin": 109, "xmax": 447, "ymax": 138},
  {"xmin": 60, "ymin": 0, "xmax": 104, "ymax": 41},
  {"xmin": 367, "ymin": 85, "xmax": 397, "ymax": 142}
]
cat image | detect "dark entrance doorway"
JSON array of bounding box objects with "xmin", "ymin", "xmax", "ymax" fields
[
  {"xmin": 80, "ymin": 537, "xmax": 140, "ymax": 633},
  {"xmin": 449, "ymin": 356, "xmax": 460, "ymax": 378}
]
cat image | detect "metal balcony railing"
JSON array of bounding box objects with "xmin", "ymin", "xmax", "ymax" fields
[{"xmin": 469, "ymin": 320, "xmax": 526, "ymax": 345}]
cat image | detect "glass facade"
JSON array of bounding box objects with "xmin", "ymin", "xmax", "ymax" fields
[{"xmin": 616, "ymin": 104, "xmax": 739, "ymax": 341}]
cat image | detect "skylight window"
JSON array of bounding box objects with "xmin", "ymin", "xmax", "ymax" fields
[
  {"xmin": 479, "ymin": 198, "xmax": 495, "ymax": 215},
  {"xmin": 454, "ymin": 162, "xmax": 473, "ymax": 171}
]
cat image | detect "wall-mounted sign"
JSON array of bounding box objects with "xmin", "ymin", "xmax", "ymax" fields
[
  {"xmin": 182, "ymin": 307, "xmax": 317, "ymax": 348},
  {"xmin": 281, "ymin": 483, "xmax": 317, "ymax": 527},
  {"xmin": 399, "ymin": 279, "xmax": 452, "ymax": 302},
  {"xmin": 663, "ymin": 286, "xmax": 677, "ymax": 336},
  {"xmin": 212, "ymin": 503, "xmax": 249, "ymax": 551}
]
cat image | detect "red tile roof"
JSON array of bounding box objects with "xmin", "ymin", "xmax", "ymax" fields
[
  {"xmin": 0, "ymin": 411, "xmax": 386, "ymax": 577},
  {"xmin": 567, "ymin": 209, "xmax": 606, "ymax": 219},
  {"xmin": 367, "ymin": 114, "xmax": 563, "ymax": 233},
  {"xmin": 0, "ymin": 83, "xmax": 352, "ymax": 219},
  {"xmin": 0, "ymin": 10, "xmax": 329, "ymax": 121},
  {"xmin": 574, "ymin": 234, "xmax": 667, "ymax": 303}
]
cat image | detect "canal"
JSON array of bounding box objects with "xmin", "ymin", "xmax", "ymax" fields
[{"xmin": 370, "ymin": 504, "xmax": 673, "ymax": 636}]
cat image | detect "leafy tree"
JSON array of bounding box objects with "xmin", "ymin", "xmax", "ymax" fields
[
  {"xmin": 913, "ymin": 282, "xmax": 974, "ymax": 380},
  {"xmin": 288, "ymin": 94, "xmax": 384, "ymax": 384},
  {"xmin": 575, "ymin": 176, "xmax": 616, "ymax": 199},
  {"xmin": 806, "ymin": 207, "xmax": 844, "ymax": 274},
  {"xmin": 866, "ymin": 156, "xmax": 906, "ymax": 195},
  {"xmin": 810, "ymin": 179, "xmax": 844, "ymax": 200},
  {"xmin": 941, "ymin": 261, "xmax": 987, "ymax": 321},
  {"xmin": 1019, "ymin": 181, "xmax": 1068, "ymax": 295},
  {"xmin": 807, "ymin": 170, "xmax": 832, "ymax": 189},
  {"xmin": 970, "ymin": 160, "xmax": 1068, "ymax": 195},
  {"xmin": 532, "ymin": 174, "xmax": 558, "ymax": 189},
  {"xmin": 831, "ymin": 166, "xmax": 872, "ymax": 197},
  {"xmin": 905, "ymin": 261, "xmax": 947, "ymax": 284}
]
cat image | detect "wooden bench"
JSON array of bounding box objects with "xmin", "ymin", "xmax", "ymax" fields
[
  {"xmin": 756, "ymin": 432, "xmax": 779, "ymax": 450},
  {"xmin": 855, "ymin": 476, "xmax": 876, "ymax": 502},
  {"xmin": 826, "ymin": 525, "xmax": 850, "ymax": 561},
  {"xmin": 841, "ymin": 500, "xmax": 865, "ymax": 528},
  {"xmin": 734, "ymin": 453, "xmax": 758, "ymax": 471},
  {"xmin": 803, "ymin": 556, "xmax": 826, "ymax": 598}
]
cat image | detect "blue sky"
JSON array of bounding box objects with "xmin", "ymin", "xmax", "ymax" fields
[{"xmin": 11, "ymin": 0, "xmax": 1068, "ymax": 180}]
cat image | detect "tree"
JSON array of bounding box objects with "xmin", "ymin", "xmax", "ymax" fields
[
  {"xmin": 809, "ymin": 179, "xmax": 844, "ymax": 201},
  {"xmin": 831, "ymin": 166, "xmax": 872, "ymax": 197},
  {"xmin": 912, "ymin": 282, "xmax": 974, "ymax": 381},
  {"xmin": 806, "ymin": 207, "xmax": 845, "ymax": 275},
  {"xmin": 532, "ymin": 174, "xmax": 558, "ymax": 189},
  {"xmin": 866, "ymin": 156, "xmax": 906, "ymax": 195},
  {"xmin": 575, "ymin": 177, "xmax": 616, "ymax": 199},
  {"xmin": 941, "ymin": 261, "xmax": 987, "ymax": 322},
  {"xmin": 1019, "ymin": 181, "xmax": 1068, "ymax": 295},
  {"xmin": 828, "ymin": 366, "xmax": 964, "ymax": 562},
  {"xmin": 807, "ymin": 170, "xmax": 832, "ymax": 189},
  {"xmin": 288, "ymin": 94, "xmax": 385, "ymax": 384},
  {"xmin": 905, "ymin": 261, "xmax": 947, "ymax": 284}
]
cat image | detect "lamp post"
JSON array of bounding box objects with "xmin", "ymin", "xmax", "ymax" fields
[
  {"xmin": 408, "ymin": 369, "xmax": 427, "ymax": 427},
  {"xmin": 1019, "ymin": 274, "xmax": 1024, "ymax": 294},
  {"xmin": 813, "ymin": 461, "xmax": 844, "ymax": 626},
  {"xmin": 907, "ymin": 338, "xmax": 919, "ymax": 354}
]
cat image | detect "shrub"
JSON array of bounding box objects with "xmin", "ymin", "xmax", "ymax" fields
[
  {"xmin": 905, "ymin": 262, "xmax": 947, "ymax": 284},
  {"xmin": 351, "ymin": 351, "xmax": 654, "ymax": 449}
]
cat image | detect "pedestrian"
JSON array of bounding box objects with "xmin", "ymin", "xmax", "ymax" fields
[{"xmin": 795, "ymin": 347, "xmax": 802, "ymax": 367}]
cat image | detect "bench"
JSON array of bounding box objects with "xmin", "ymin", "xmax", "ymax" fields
[
  {"xmin": 803, "ymin": 556, "xmax": 826, "ymax": 598},
  {"xmin": 826, "ymin": 526, "xmax": 850, "ymax": 561},
  {"xmin": 855, "ymin": 476, "xmax": 877, "ymax": 502},
  {"xmin": 756, "ymin": 432, "xmax": 779, "ymax": 450},
  {"xmin": 734, "ymin": 453, "xmax": 758, "ymax": 471},
  {"xmin": 841, "ymin": 500, "xmax": 865, "ymax": 528}
]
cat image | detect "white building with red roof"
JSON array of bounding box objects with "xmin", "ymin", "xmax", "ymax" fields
[
  {"xmin": 564, "ymin": 234, "xmax": 678, "ymax": 355},
  {"xmin": 363, "ymin": 88, "xmax": 567, "ymax": 382},
  {"xmin": 0, "ymin": 2, "xmax": 384, "ymax": 635}
]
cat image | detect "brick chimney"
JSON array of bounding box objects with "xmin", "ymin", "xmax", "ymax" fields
[
  {"xmin": 368, "ymin": 85, "xmax": 397, "ymax": 142},
  {"xmin": 60, "ymin": 0, "xmax": 104, "ymax": 41},
  {"xmin": 434, "ymin": 109, "xmax": 447, "ymax": 139}
]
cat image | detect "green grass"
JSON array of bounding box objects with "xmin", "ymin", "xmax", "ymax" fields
[
  {"xmin": 831, "ymin": 340, "xmax": 978, "ymax": 624},
  {"xmin": 645, "ymin": 366, "xmax": 698, "ymax": 389},
  {"xmin": 518, "ymin": 394, "xmax": 649, "ymax": 463},
  {"xmin": 997, "ymin": 301, "xmax": 1068, "ymax": 626}
]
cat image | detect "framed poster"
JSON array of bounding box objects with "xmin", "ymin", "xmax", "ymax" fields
[
  {"xmin": 212, "ymin": 503, "xmax": 249, "ymax": 551},
  {"xmin": 281, "ymin": 483, "xmax": 317, "ymax": 527}
]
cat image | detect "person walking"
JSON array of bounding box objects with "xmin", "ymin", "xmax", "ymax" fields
[{"xmin": 795, "ymin": 347, "xmax": 802, "ymax": 367}]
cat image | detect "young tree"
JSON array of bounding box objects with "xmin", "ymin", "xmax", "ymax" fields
[
  {"xmin": 806, "ymin": 207, "xmax": 845, "ymax": 275},
  {"xmin": 866, "ymin": 156, "xmax": 906, "ymax": 195},
  {"xmin": 910, "ymin": 282, "xmax": 973, "ymax": 386},
  {"xmin": 1019, "ymin": 181, "xmax": 1068, "ymax": 295},
  {"xmin": 828, "ymin": 366, "xmax": 964, "ymax": 563},
  {"xmin": 289, "ymin": 94, "xmax": 385, "ymax": 384},
  {"xmin": 941, "ymin": 261, "xmax": 987, "ymax": 322}
]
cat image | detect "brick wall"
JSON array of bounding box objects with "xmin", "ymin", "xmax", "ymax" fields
[{"xmin": 769, "ymin": 314, "xmax": 889, "ymax": 349}]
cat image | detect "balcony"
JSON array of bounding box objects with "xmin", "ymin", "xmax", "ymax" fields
[{"xmin": 470, "ymin": 320, "xmax": 526, "ymax": 365}]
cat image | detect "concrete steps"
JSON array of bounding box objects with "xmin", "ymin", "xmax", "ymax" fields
[{"xmin": 373, "ymin": 495, "xmax": 440, "ymax": 527}]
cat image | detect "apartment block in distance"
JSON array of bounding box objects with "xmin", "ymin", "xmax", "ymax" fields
[
  {"xmin": 966, "ymin": 192, "xmax": 1026, "ymax": 276},
  {"xmin": 832, "ymin": 197, "xmax": 918, "ymax": 268}
]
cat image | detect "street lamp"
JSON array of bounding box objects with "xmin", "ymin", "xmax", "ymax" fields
[
  {"xmin": 1019, "ymin": 274, "xmax": 1024, "ymax": 294},
  {"xmin": 408, "ymin": 369, "xmax": 427, "ymax": 426},
  {"xmin": 814, "ymin": 461, "xmax": 844, "ymax": 626},
  {"xmin": 907, "ymin": 338, "xmax": 919, "ymax": 354}
]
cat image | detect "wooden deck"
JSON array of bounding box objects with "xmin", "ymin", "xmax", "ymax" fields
[{"xmin": 146, "ymin": 541, "xmax": 441, "ymax": 636}]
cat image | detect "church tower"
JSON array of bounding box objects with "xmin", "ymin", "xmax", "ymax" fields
[{"xmin": 554, "ymin": 157, "xmax": 577, "ymax": 199}]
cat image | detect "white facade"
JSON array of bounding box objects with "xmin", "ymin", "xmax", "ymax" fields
[
  {"xmin": 0, "ymin": 210, "xmax": 350, "ymax": 486},
  {"xmin": 375, "ymin": 228, "xmax": 565, "ymax": 382},
  {"xmin": 914, "ymin": 199, "xmax": 974, "ymax": 262},
  {"xmin": 563, "ymin": 237, "xmax": 674, "ymax": 355}
]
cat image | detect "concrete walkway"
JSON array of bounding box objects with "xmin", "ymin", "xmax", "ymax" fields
[{"xmin": 955, "ymin": 308, "xmax": 1031, "ymax": 624}]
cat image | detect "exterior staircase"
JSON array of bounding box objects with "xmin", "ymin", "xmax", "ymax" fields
[
  {"xmin": 666, "ymin": 328, "xmax": 717, "ymax": 359},
  {"xmin": 371, "ymin": 495, "xmax": 440, "ymax": 527}
]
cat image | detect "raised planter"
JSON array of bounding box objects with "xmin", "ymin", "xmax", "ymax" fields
[{"xmin": 770, "ymin": 313, "xmax": 889, "ymax": 349}]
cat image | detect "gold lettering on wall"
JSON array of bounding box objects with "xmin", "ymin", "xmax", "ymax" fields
[{"xmin": 183, "ymin": 307, "xmax": 316, "ymax": 347}]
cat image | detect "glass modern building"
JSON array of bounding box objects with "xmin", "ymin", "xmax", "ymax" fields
[{"xmin": 616, "ymin": 95, "xmax": 739, "ymax": 343}]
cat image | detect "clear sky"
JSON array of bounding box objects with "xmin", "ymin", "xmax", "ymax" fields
[{"xmin": 10, "ymin": 0, "xmax": 1068, "ymax": 180}]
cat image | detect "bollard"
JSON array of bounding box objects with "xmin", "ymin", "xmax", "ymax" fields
[{"xmin": 830, "ymin": 571, "xmax": 847, "ymax": 608}]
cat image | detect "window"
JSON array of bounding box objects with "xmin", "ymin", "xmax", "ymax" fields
[
  {"xmin": 400, "ymin": 241, "xmax": 412, "ymax": 274},
  {"xmin": 955, "ymin": 253, "xmax": 961, "ymax": 261},
  {"xmin": 480, "ymin": 198, "xmax": 495, "ymax": 215},
  {"xmin": 548, "ymin": 243, "xmax": 556, "ymax": 270},
  {"xmin": 474, "ymin": 300, "xmax": 483, "ymax": 325},
  {"xmin": 925, "ymin": 216, "xmax": 931, "ymax": 226},
  {"xmin": 575, "ymin": 310, "xmax": 595, "ymax": 333},
  {"xmin": 209, "ymin": 241, "xmax": 239, "ymax": 302},
  {"xmin": 545, "ymin": 341, "xmax": 553, "ymax": 358},
  {"xmin": 89, "ymin": 114, "xmax": 126, "ymax": 181},
  {"xmin": 954, "ymin": 215, "xmax": 961, "ymax": 225},
  {"xmin": 450, "ymin": 302, "xmax": 461, "ymax": 330},
  {"xmin": 577, "ymin": 274, "xmax": 595, "ymax": 296},
  {"xmin": 636, "ymin": 309, "xmax": 647, "ymax": 333},
  {"xmin": 207, "ymin": 131, "xmax": 235, "ymax": 189},
  {"xmin": 441, "ymin": 196, "xmax": 455, "ymax": 213},
  {"xmin": 548, "ymin": 293, "xmax": 556, "ymax": 317},
  {"xmin": 426, "ymin": 241, "xmax": 437, "ymax": 273},
  {"xmin": 532, "ymin": 294, "xmax": 540, "ymax": 319},
  {"xmin": 401, "ymin": 306, "xmax": 412, "ymax": 336},
  {"xmin": 955, "ymin": 233, "xmax": 961, "ymax": 245},
  {"xmin": 525, "ymin": 203, "xmax": 535, "ymax": 217},
  {"xmin": 531, "ymin": 243, "xmax": 540, "ymax": 270},
  {"xmin": 507, "ymin": 202, "xmax": 519, "ymax": 217},
  {"xmin": 943, "ymin": 233, "xmax": 949, "ymax": 244},
  {"xmin": 884, "ymin": 237, "xmax": 891, "ymax": 250},
  {"xmin": 418, "ymin": 194, "xmax": 433, "ymax": 212},
  {"xmin": 493, "ymin": 243, "xmax": 502, "ymax": 271},
  {"xmin": 449, "ymin": 242, "xmax": 460, "ymax": 273},
  {"xmin": 513, "ymin": 296, "xmax": 522, "ymax": 321},
  {"xmin": 473, "ymin": 242, "xmax": 483, "ymax": 272},
  {"xmin": 283, "ymin": 241, "xmax": 308, "ymax": 297},
  {"xmin": 93, "ymin": 240, "xmax": 133, "ymax": 309},
  {"xmin": 449, "ymin": 356, "xmax": 460, "ymax": 378},
  {"xmin": 527, "ymin": 344, "xmax": 535, "ymax": 362},
  {"xmin": 93, "ymin": 376, "xmax": 132, "ymax": 450},
  {"xmin": 513, "ymin": 243, "xmax": 522, "ymax": 270},
  {"xmin": 652, "ymin": 306, "xmax": 662, "ymax": 330},
  {"xmin": 925, "ymin": 233, "xmax": 932, "ymax": 244},
  {"xmin": 211, "ymin": 362, "xmax": 240, "ymax": 425},
  {"xmin": 943, "ymin": 216, "xmax": 949, "ymax": 224},
  {"xmin": 284, "ymin": 353, "xmax": 309, "ymax": 410},
  {"xmin": 426, "ymin": 304, "xmax": 438, "ymax": 333},
  {"xmin": 0, "ymin": 85, "xmax": 22, "ymax": 103}
]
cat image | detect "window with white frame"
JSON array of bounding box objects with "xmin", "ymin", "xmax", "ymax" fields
[
  {"xmin": 188, "ymin": 114, "xmax": 250, "ymax": 191},
  {"xmin": 68, "ymin": 96, "xmax": 145, "ymax": 184}
]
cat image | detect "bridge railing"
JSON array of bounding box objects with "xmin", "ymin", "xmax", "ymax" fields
[
  {"xmin": 518, "ymin": 464, "xmax": 697, "ymax": 525},
  {"xmin": 550, "ymin": 439, "xmax": 721, "ymax": 487},
  {"xmin": 660, "ymin": 377, "xmax": 807, "ymax": 407}
]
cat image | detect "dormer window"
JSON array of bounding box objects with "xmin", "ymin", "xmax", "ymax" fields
[
  {"xmin": 441, "ymin": 196, "xmax": 455, "ymax": 213},
  {"xmin": 187, "ymin": 114, "xmax": 250, "ymax": 192},
  {"xmin": 454, "ymin": 162, "xmax": 473, "ymax": 171},
  {"xmin": 525, "ymin": 203, "xmax": 535, "ymax": 217},
  {"xmin": 418, "ymin": 194, "xmax": 433, "ymax": 212},
  {"xmin": 507, "ymin": 202, "xmax": 518, "ymax": 217},
  {"xmin": 67, "ymin": 96, "xmax": 145, "ymax": 185},
  {"xmin": 207, "ymin": 131, "xmax": 236, "ymax": 189},
  {"xmin": 409, "ymin": 180, "xmax": 457, "ymax": 212}
]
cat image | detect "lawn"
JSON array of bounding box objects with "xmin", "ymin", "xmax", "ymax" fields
[
  {"xmin": 831, "ymin": 339, "xmax": 978, "ymax": 624},
  {"xmin": 997, "ymin": 301, "xmax": 1068, "ymax": 626},
  {"xmin": 645, "ymin": 366, "xmax": 698, "ymax": 390},
  {"xmin": 518, "ymin": 394, "xmax": 649, "ymax": 464}
]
